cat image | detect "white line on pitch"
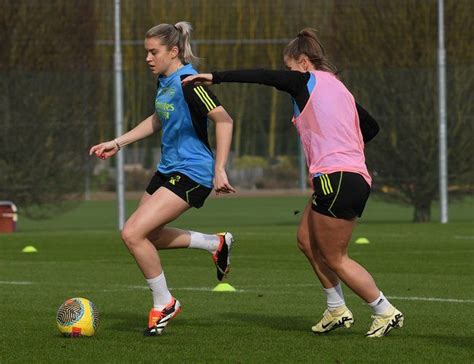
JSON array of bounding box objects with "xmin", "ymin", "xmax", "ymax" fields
[
  {"xmin": 85, "ymin": 285, "xmax": 474, "ymax": 303},
  {"xmin": 453, "ymin": 235, "xmax": 474, "ymax": 240},
  {"xmin": 386, "ymin": 295, "xmax": 474, "ymax": 303},
  {"xmin": 5, "ymin": 281, "xmax": 473, "ymax": 303}
]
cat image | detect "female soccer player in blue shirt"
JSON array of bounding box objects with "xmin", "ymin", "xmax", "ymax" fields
[{"xmin": 90, "ymin": 22, "xmax": 235, "ymax": 336}]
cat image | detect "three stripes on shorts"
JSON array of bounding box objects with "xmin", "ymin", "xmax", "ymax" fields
[{"xmin": 320, "ymin": 174, "xmax": 333, "ymax": 195}]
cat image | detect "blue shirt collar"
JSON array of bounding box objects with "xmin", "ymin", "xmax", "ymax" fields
[{"xmin": 159, "ymin": 63, "xmax": 193, "ymax": 81}]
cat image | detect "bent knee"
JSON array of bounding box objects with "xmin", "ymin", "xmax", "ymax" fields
[
  {"xmin": 296, "ymin": 231, "xmax": 312, "ymax": 256},
  {"xmin": 321, "ymin": 254, "xmax": 347, "ymax": 271},
  {"xmin": 120, "ymin": 226, "xmax": 133, "ymax": 246},
  {"xmin": 121, "ymin": 224, "xmax": 142, "ymax": 248}
]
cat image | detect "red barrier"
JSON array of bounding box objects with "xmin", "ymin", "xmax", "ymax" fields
[{"xmin": 0, "ymin": 201, "xmax": 18, "ymax": 233}]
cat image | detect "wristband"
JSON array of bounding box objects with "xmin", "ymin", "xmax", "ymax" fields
[{"xmin": 114, "ymin": 139, "xmax": 121, "ymax": 151}]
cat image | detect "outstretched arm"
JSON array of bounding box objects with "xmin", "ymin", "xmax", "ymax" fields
[
  {"xmin": 183, "ymin": 72, "xmax": 380, "ymax": 144},
  {"xmin": 89, "ymin": 113, "xmax": 161, "ymax": 159},
  {"xmin": 182, "ymin": 70, "xmax": 309, "ymax": 99}
]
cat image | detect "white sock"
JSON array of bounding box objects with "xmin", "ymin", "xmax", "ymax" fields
[
  {"xmin": 188, "ymin": 231, "xmax": 220, "ymax": 253},
  {"xmin": 368, "ymin": 292, "xmax": 393, "ymax": 315},
  {"xmin": 146, "ymin": 272, "xmax": 172, "ymax": 310},
  {"xmin": 323, "ymin": 282, "xmax": 346, "ymax": 311}
]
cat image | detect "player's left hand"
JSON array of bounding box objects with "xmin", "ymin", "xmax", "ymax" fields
[
  {"xmin": 213, "ymin": 169, "xmax": 236, "ymax": 195},
  {"xmin": 181, "ymin": 73, "xmax": 213, "ymax": 86}
]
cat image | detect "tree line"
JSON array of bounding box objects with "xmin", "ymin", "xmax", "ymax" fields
[{"xmin": 0, "ymin": 0, "xmax": 472, "ymax": 221}]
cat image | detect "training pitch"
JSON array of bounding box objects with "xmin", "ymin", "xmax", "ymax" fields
[{"xmin": 1, "ymin": 195, "xmax": 473, "ymax": 362}]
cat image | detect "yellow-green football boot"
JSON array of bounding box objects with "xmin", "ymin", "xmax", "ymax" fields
[
  {"xmin": 312, "ymin": 305, "xmax": 354, "ymax": 333},
  {"xmin": 365, "ymin": 307, "xmax": 404, "ymax": 338}
]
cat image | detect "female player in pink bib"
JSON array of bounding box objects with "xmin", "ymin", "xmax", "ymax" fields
[{"xmin": 183, "ymin": 28, "xmax": 403, "ymax": 338}]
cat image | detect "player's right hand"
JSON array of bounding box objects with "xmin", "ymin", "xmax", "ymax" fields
[
  {"xmin": 213, "ymin": 169, "xmax": 236, "ymax": 195},
  {"xmin": 181, "ymin": 73, "xmax": 213, "ymax": 86},
  {"xmin": 89, "ymin": 140, "xmax": 118, "ymax": 160}
]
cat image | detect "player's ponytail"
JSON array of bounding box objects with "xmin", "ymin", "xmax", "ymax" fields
[
  {"xmin": 145, "ymin": 21, "xmax": 199, "ymax": 66},
  {"xmin": 174, "ymin": 21, "xmax": 199, "ymax": 66},
  {"xmin": 283, "ymin": 28, "xmax": 337, "ymax": 74}
]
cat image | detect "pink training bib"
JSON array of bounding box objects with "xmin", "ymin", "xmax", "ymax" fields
[{"xmin": 292, "ymin": 70, "xmax": 372, "ymax": 186}]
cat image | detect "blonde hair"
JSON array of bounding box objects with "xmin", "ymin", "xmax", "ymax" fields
[
  {"xmin": 145, "ymin": 21, "xmax": 199, "ymax": 65},
  {"xmin": 283, "ymin": 28, "xmax": 337, "ymax": 74}
]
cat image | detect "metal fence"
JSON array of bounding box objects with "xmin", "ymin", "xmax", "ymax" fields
[{"xmin": 1, "ymin": 0, "xmax": 472, "ymax": 221}]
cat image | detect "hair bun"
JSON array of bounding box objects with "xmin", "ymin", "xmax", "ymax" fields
[
  {"xmin": 283, "ymin": 27, "xmax": 337, "ymax": 74},
  {"xmin": 298, "ymin": 28, "xmax": 317, "ymax": 39}
]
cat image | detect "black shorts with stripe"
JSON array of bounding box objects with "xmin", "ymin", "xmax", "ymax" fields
[
  {"xmin": 311, "ymin": 172, "xmax": 370, "ymax": 219},
  {"xmin": 146, "ymin": 171, "xmax": 212, "ymax": 208}
]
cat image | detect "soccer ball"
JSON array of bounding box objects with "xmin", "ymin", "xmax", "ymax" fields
[{"xmin": 56, "ymin": 297, "xmax": 100, "ymax": 337}]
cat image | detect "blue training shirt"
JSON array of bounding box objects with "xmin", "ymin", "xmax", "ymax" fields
[{"xmin": 155, "ymin": 64, "xmax": 221, "ymax": 188}]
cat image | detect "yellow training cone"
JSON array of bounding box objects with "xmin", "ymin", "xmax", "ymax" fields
[
  {"xmin": 355, "ymin": 237, "xmax": 370, "ymax": 244},
  {"xmin": 212, "ymin": 283, "xmax": 236, "ymax": 292},
  {"xmin": 22, "ymin": 245, "xmax": 38, "ymax": 253}
]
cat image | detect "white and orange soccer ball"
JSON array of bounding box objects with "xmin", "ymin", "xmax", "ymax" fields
[{"xmin": 56, "ymin": 297, "xmax": 100, "ymax": 337}]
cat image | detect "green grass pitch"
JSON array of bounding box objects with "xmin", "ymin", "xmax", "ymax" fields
[{"xmin": 1, "ymin": 195, "xmax": 473, "ymax": 363}]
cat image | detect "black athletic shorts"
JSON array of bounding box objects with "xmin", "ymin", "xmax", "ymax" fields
[
  {"xmin": 145, "ymin": 171, "xmax": 212, "ymax": 208},
  {"xmin": 311, "ymin": 171, "xmax": 370, "ymax": 219}
]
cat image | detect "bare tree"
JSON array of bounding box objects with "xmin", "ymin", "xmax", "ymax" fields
[
  {"xmin": 0, "ymin": 0, "xmax": 97, "ymax": 218},
  {"xmin": 331, "ymin": 0, "xmax": 473, "ymax": 222}
]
